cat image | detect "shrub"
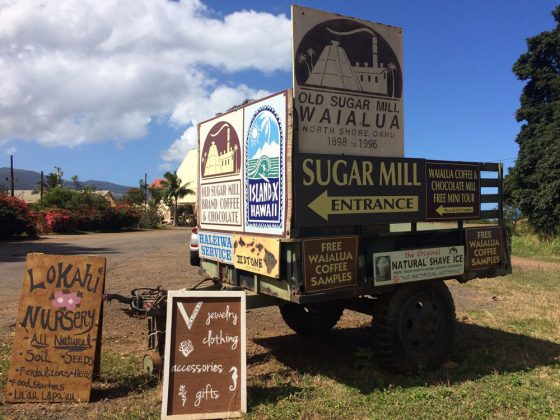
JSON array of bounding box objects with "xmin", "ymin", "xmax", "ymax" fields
[
  {"xmin": 113, "ymin": 204, "xmax": 140, "ymax": 229},
  {"xmin": 138, "ymin": 206, "xmax": 162, "ymax": 229},
  {"xmin": 38, "ymin": 186, "xmax": 109, "ymax": 212},
  {"xmin": 44, "ymin": 209, "xmax": 76, "ymax": 233},
  {"xmin": 0, "ymin": 193, "xmax": 36, "ymax": 238}
]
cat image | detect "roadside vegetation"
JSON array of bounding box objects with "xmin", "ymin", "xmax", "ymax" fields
[
  {"xmin": 511, "ymin": 233, "xmax": 560, "ymax": 259},
  {"xmin": 0, "ymin": 170, "xmax": 194, "ymax": 238}
]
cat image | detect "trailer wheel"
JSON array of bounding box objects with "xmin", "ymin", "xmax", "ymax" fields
[
  {"xmin": 372, "ymin": 281, "xmax": 455, "ymax": 373},
  {"xmin": 279, "ymin": 302, "xmax": 344, "ymax": 336}
]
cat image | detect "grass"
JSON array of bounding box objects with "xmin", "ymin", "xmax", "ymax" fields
[
  {"xmin": 511, "ymin": 233, "xmax": 560, "ymax": 259},
  {"xmin": 1, "ymin": 263, "xmax": 559, "ymax": 418},
  {"xmin": 247, "ymin": 267, "xmax": 560, "ymax": 419}
]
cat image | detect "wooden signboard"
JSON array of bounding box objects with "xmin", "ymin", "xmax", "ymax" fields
[
  {"xmin": 294, "ymin": 155, "xmax": 483, "ymax": 227},
  {"xmin": 6, "ymin": 253, "xmax": 106, "ymax": 403},
  {"xmin": 243, "ymin": 92, "xmax": 288, "ymax": 236},
  {"xmin": 233, "ymin": 235, "xmax": 280, "ymax": 278},
  {"xmin": 373, "ymin": 246, "xmax": 464, "ymax": 286},
  {"xmin": 162, "ymin": 291, "xmax": 246, "ymax": 419},
  {"xmin": 198, "ymin": 231, "xmax": 234, "ymax": 264},
  {"xmin": 303, "ymin": 236, "xmax": 358, "ymax": 293},
  {"xmin": 199, "ymin": 109, "xmax": 244, "ymax": 232},
  {"xmin": 292, "ymin": 5, "xmax": 404, "ymax": 157},
  {"xmin": 465, "ymin": 226, "xmax": 504, "ymax": 271},
  {"xmin": 425, "ymin": 161, "xmax": 480, "ymax": 220},
  {"xmin": 293, "ymin": 153, "xmax": 425, "ymax": 227}
]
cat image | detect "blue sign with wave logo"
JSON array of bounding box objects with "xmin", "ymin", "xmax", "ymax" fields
[{"xmin": 245, "ymin": 98, "xmax": 284, "ymax": 233}]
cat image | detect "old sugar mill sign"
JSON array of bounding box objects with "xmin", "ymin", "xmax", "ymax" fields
[
  {"xmin": 162, "ymin": 291, "xmax": 246, "ymax": 419},
  {"xmin": 292, "ymin": 5, "xmax": 404, "ymax": 157},
  {"xmin": 7, "ymin": 253, "xmax": 106, "ymax": 403}
]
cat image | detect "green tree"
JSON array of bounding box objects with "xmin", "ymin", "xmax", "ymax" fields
[
  {"xmin": 149, "ymin": 185, "xmax": 165, "ymax": 205},
  {"xmin": 70, "ymin": 175, "xmax": 82, "ymax": 190},
  {"xmin": 506, "ymin": 6, "xmax": 560, "ymax": 236},
  {"xmin": 34, "ymin": 172, "xmax": 59, "ymax": 193},
  {"xmin": 123, "ymin": 187, "xmax": 145, "ymax": 205},
  {"xmin": 161, "ymin": 171, "xmax": 194, "ymax": 226}
]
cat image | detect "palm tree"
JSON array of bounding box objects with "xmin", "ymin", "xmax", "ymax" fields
[
  {"xmin": 161, "ymin": 171, "xmax": 194, "ymax": 226},
  {"xmin": 34, "ymin": 172, "xmax": 59, "ymax": 193},
  {"xmin": 307, "ymin": 48, "xmax": 316, "ymax": 68},
  {"xmin": 299, "ymin": 54, "xmax": 311, "ymax": 77}
]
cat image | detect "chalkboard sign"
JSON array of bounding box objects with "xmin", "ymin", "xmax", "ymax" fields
[
  {"xmin": 161, "ymin": 291, "xmax": 246, "ymax": 419},
  {"xmin": 6, "ymin": 253, "xmax": 106, "ymax": 403}
]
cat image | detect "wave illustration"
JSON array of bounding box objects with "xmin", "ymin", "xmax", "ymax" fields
[{"xmin": 248, "ymin": 155, "xmax": 279, "ymax": 179}]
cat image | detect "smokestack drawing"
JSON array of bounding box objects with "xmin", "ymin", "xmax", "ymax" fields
[
  {"xmin": 226, "ymin": 125, "xmax": 230, "ymax": 153},
  {"xmin": 372, "ymin": 35, "xmax": 378, "ymax": 68}
]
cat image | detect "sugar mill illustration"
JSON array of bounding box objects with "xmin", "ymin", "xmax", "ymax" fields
[{"xmin": 299, "ymin": 26, "xmax": 398, "ymax": 96}]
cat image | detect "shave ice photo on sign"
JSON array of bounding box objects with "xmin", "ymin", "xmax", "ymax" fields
[{"xmin": 244, "ymin": 93, "xmax": 286, "ymax": 235}]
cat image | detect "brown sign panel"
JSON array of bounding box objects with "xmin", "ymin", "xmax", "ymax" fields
[
  {"xmin": 162, "ymin": 291, "xmax": 246, "ymax": 419},
  {"xmin": 294, "ymin": 153, "xmax": 425, "ymax": 227},
  {"xmin": 7, "ymin": 253, "xmax": 106, "ymax": 403},
  {"xmin": 425, "ymin": 161, "xmax": 480, "ymax": 220},
  {"xmin": 303, "ymin": 236, "xmax": 358, "ymax": 293},
  {"xmin": 465, "ymin": 226, "xmax": 504, "ymax": 271}
]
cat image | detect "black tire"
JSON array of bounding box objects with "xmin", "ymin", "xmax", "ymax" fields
[
  {"xmin": 189, "ymin": 251, "xmax": 200, "ymax": 266},
  {"xmin": 279, "ymin": 302, "xmax": 344, "ymax": 336},
  {"xmin": 372, "ymin": 281, "xmax": 455, "ymax": 373}
]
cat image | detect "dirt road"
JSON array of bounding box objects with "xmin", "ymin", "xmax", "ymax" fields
[
  {"xmin": 0, "ymin": 228, "xmax": 199, "ymax": 337},
  {"xmin": 2, "ymin": 229, "xmax": 557, "ymax": 339},
  {"xmin": 2, "ymin": 228, "xmax": 558, "ymax": 339}
]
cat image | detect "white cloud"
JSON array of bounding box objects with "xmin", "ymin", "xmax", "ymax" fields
[
  {"xmin": 0, "ymin": 0, "xmax": 291, "ymax": 150},
  {"xmin": 162, "ymin": 83, "xmax": 271, "ymax": 163},
  {"xmin": 5, "ymin": 146, "xmax": 17, "ymax": 155},
  {"xmin": 157, "ymin": 162, "xmax": 176, "ymax": 172}
]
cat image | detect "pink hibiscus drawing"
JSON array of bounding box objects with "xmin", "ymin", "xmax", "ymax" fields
[{"xmin": 51, "ymin": 291, "xmax": 81, "ymax": 311}]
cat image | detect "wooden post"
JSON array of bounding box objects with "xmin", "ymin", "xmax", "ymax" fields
[{"xmin": 10, "ymin": 154, "xmax": 14, "ymax": 197}]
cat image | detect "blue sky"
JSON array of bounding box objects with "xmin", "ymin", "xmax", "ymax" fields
[{"xmin": 1, "ymin": 0, "xmax": 557, "ymax": 187}]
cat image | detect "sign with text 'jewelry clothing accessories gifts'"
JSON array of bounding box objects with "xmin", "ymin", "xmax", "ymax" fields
[
  {"xmin": 6, "ymin": 253, "xmax": 106, "ymax": 403},
  {"xmin": 162, "ymin": 291, "xmax": 246, "ymax": 419}
]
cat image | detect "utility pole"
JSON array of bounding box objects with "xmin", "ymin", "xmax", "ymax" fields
[
  {"xmin": 10, "ymin": 154, "xmax": 14, "ymax": 197},
  {"xmin": 40, "ymin": 171, "xmax": 44, "ymax": 201}
]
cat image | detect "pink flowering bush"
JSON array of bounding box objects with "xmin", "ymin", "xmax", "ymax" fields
[
  {"xmin": 0, "ymin": 193, "xmax": 37, "ymax": 238},
  {"xmin": 44, "ymin": 209, "xmax": 77, "ymax": 233}
]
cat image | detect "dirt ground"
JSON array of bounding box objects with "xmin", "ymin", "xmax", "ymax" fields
[{"xmin": 0, "ymin": 229, "xmax": 558, "ymax": 418}]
